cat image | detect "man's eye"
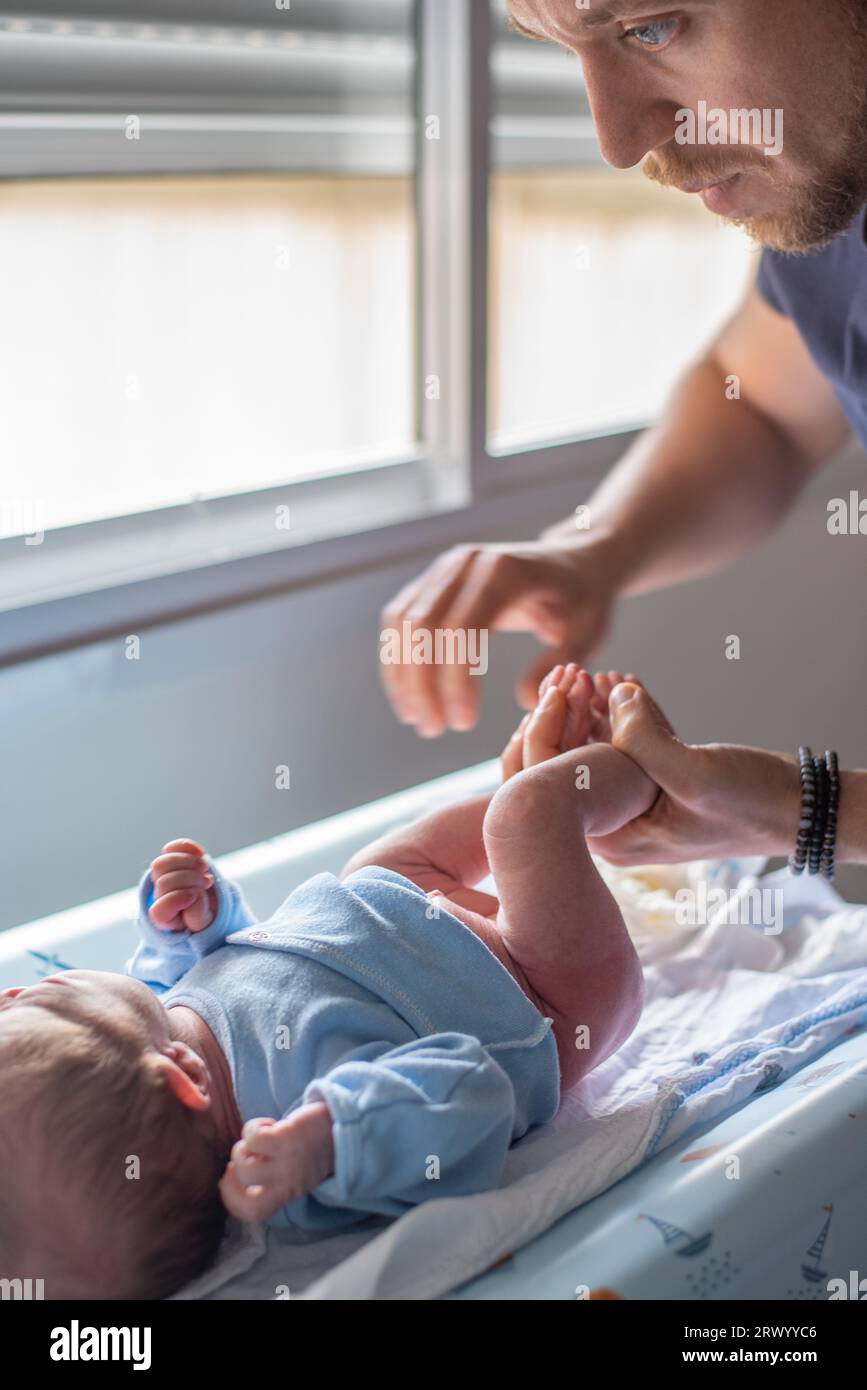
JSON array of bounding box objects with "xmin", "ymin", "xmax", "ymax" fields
[{"xmin": 624, "ymin": 18, "xmax": 679, "ymax": 48}]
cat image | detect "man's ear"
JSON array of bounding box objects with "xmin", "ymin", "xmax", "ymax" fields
[{"xmin": 151, "ymin": 1043, "xmax": 211, "ymax": 1112}]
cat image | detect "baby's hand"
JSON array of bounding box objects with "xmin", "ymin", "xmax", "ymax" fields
[
  {"xmin": 148, "ymin": 839, "xmax": 218, "ymax": 934},
  {"xmin": 220, "ymin": 1104, "xmax": 335, "ymax": 1224},
  {"xmin": 501, "ymin": 664, "xmax": 640, "ymax": 779}
]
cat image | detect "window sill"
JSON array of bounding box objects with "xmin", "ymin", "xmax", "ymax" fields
[{"xmin": 0, "ymin": 429, "xmax": 635, "ymax": 667}]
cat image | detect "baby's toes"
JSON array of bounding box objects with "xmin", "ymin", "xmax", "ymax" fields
[
  {"xmin": 560, "ymin": 668, "xmax": 595, "ymax": 750},
  {"xmin": 537, "ymin": 664, "xmax": 566, "ymax": 704},
  {"xmin": 593, "ymin": 672, "xmax": 615, "ymax": 705},
  {"xmin": 501, "ymin": 717, "xmax": 528, "ymax": 781},
  {"xmin": 523, "ymin": 686, "xmax": 567, "ymax": 767}
]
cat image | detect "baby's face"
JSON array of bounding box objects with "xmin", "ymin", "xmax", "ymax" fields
[{"xmin": 0, "ymin": 971, "xmax": 168, "ymax": 1050}]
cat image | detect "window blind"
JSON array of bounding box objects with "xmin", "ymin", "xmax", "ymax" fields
[
  {"xmin": 0, "ymin": 1, "xmax": 599, "ymax": 177},
  {"xmin": 0, "ymin": 0, "xmax": 416, "ymax": 175}
]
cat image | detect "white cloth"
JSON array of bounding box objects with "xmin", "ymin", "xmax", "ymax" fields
[{"xmin": 176, "ymin": 861, "xmax": 867, "ymax": 1302}]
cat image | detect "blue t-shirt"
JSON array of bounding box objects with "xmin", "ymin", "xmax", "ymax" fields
[{"xmin": 756, "ymin": 204, "xmax": 867, "ymax": 448}]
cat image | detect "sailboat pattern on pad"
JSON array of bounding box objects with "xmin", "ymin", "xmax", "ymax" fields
[
  {"xmin": 637, "ymin": 1213, "xmax": 713, "ymax": 1257},
  {"xmin": 802, "ymin": 1205, "xmax": 833, "ymax": 1284}
]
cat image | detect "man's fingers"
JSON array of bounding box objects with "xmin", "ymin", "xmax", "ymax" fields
[
  {"xmin": 608, "ymin": 683, "xmax": 697, "ymax": 806},
  {"xmin": 448, "ymin": 549, "xmax": 534, "ymax": 636},
  {"xmin": 380, "ymin": 548, "xmax": 481, "ymax": 730},
  {"xmin": 610, "ymin": 682, "xmax": 679, "ymax": 740},
  {"xmin": 435, "ymin": 553, "xmax": 531, "ymax": 731},
  {"xmin": 382, "ymin": 546, "xmax": 541, "ymax": 736}
]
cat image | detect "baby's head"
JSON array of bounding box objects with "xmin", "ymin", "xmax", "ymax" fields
[{"xmin": 0, "ymin": 971, "xmax": 228, "ymax": 1300}]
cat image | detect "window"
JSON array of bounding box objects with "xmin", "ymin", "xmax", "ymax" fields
[
  {"xmin": 0, "ymin": 0, "xmax": 418, "ymax": 539},
  {"xmin": 0, "ymin": 1, "xmax": 757, "ymax": 644},
  {"xmin": 487, "ymin": 0, "xmax": 756, "ymax": 453}
]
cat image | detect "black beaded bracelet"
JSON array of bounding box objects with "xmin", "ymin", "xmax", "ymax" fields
[
  {"xmin": 820, "ymin": 751, "xmax": 841, "ymax": 881},
  {"xmin": 808, "ymin": 755, "xmax": 829, "ymax": 876},
  {"xmin": 789, "ymin": 747, "xmax": 841, "ymax": 880},
  {"xmin": 789, "ymin": 746, "xmax": 815, "ymax": 876}
]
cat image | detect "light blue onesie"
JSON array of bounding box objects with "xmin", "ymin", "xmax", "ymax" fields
[{"xmin": 127, "ymin": 863, "xmax": 560, "ymax": 1230}]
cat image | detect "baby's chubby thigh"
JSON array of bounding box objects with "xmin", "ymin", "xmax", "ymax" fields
[
  {"xmin": 434, "ymin": 889, "xmax": 641, "ymax": 1091},
  {"xmin": 549, "ymin": 936, "xmax": 644, "ymax": 1090},
  {"xmin": 427, "ymin": 893, "xmax": 549, "ymax": 1015}
]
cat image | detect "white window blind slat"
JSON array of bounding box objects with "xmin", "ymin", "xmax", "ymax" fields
[
  {"xmin": 0, "ymin": 1, "xmax": 416, "ymax": 174},
  {"xmin": 0, "ymin": 2, "xmax": 599, "ymax": 176}
]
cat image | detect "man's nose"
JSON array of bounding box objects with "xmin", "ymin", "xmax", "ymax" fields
[{"xmin": 582, "ymin": 62, "xmax": 678, "ymax": 169}]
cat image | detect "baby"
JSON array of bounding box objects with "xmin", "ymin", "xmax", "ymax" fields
[{"xmin": 0, "ymin": 666, "xmax": 657, "ymax": 1300}]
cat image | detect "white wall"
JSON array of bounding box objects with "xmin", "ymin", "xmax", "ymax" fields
[{"xmin": 2, "ymin": 446, "xmax": 865, "ymax": 930}]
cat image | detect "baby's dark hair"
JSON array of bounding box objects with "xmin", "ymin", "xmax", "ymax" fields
[{"xmin": 0, "ymin": 1012, "xmax": 227, "ymax": 1300}]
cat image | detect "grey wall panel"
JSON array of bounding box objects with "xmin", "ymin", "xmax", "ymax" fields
[{"xmin": 2, "ymin": 449, "xmax": 865, "ymax": 930}]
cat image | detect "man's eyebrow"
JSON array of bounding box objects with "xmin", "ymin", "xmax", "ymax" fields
[
  {"xmin": 507, "ymin": 2, "xmax": 714, "ymax": 41},
  {"xmin": 507, "ymin": 6, "xmax": 620, "ymax": 39}
]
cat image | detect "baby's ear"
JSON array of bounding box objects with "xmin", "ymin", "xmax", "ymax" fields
[{"xmin": 150, "ymin": 1047, "xmax": 210, "ymax": 1113}]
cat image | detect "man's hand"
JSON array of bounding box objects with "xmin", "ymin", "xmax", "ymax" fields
[
  {"xmin": 148, "ymin": 839, "xmax": 218, "ymax": 934},
  {"xmin": 220, "ymin": 1105, "xmax": 335, "ymax": 1224},
  {"xmin": 588, "ymin": 685, "xmax": 802, "ymax": 864},
  {"xmin": 380, "ymin": 540, "xmax": 617, "ymax": 737}
]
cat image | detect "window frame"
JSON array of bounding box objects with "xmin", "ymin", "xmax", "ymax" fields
[{"xmin": 0, "ymin": 0, "xmax": 636, "ymax": 666}]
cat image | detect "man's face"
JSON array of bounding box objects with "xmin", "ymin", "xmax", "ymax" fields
[{"xmin": 507, "ymin": 0, "xmax": 867, "ymax": 253}]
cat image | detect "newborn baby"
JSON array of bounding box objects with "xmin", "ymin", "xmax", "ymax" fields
[{"xmin": 0, "ymin": 667, "xmax": 656, "ymax": 1300}]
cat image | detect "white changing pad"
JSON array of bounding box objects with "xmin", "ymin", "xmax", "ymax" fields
[{"xmin": 177, "ymin": 858, "xmax": 867, "ymax": 1302}]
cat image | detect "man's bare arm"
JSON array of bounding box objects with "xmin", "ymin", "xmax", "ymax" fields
[
  {"xmin": 544, "ymin": 285, "xmax": 852, "ymax": 596},
  {"xmin": 838, "ymin": 772, "xmax": 867, "ymax": 868}
]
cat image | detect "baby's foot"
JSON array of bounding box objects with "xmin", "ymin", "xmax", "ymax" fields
[
  {"xmin": 501, "ymin": 665, "xmax": 642, "ymax": 778},
  {"xmin": 149, "ymin": 839, "xmax": 218, "ymax": 934},
  {"xmin": 530, "ymin": 663, "xmax": 596, "ymax": 763},
  {"xmin": 501, "ymin": 664, "xmax": 595, "ymax": 776}
]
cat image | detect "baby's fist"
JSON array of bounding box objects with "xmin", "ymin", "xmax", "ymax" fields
[
  {"xmin": 148, "ymin": 839, "xmax": 218, "ymax": 934},
  {"xmin": 220, "ymin": 1105, "xmax": 335, "ymax": 1224}
]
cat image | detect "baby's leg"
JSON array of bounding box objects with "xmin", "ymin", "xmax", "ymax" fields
[
  {"xmin": 484, "ymin": 743, "xmax": 657, "ymax": 1088},
  {"xmin": 341, "ymin": 795, "xmax": 499, "ymax": 916}
]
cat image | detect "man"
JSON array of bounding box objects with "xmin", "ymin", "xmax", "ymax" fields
[{"xmin": 380, "ymin": 0, "xmax": 867, "ymax": 868}]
